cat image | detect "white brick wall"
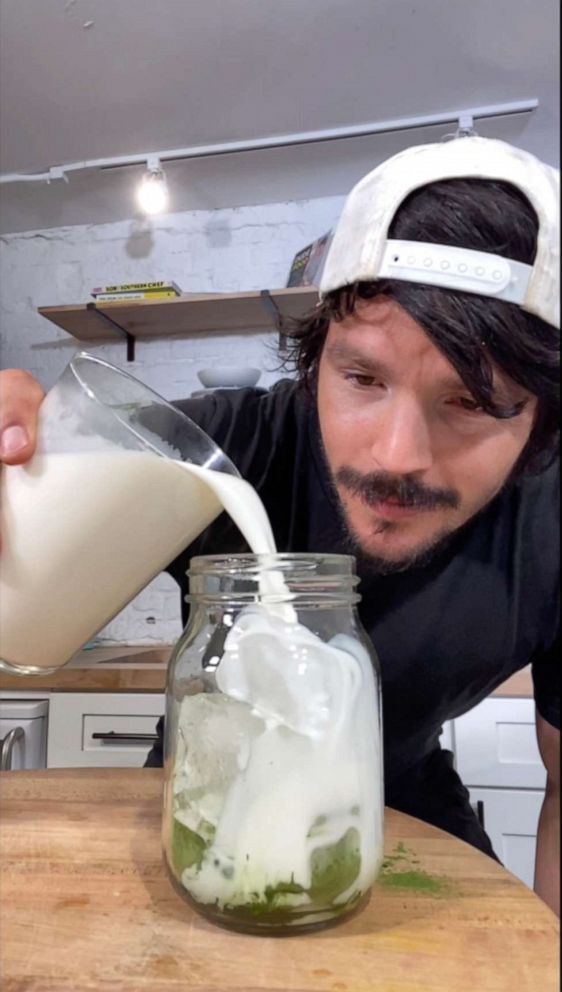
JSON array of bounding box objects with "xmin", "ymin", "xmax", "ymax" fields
[{"xmin": 0, "ymin": 196, "xmax": 342, "ymax": 647}]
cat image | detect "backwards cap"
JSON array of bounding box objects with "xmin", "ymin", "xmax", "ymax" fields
[{"xmin": 319, "ymin": 136, "xmax": 560, "ymax": 329}]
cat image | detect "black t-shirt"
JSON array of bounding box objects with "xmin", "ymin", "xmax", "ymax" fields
[{"xmin": 165, "ymin": 379, "xmax": 559, "ymax": 791}]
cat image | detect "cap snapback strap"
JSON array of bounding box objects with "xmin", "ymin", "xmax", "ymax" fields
[{"xmin": 379, "ymin": 239, "xmax": 532, "ymax": 304}]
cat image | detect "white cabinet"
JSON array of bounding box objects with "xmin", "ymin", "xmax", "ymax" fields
[
  {"xmin": 47, "ymin": 692, "xmax": 165, "ymax": 768},
  {"xmin": 440, "ymin": 720, "xmax": 454, "ymax": 751},
  {"xmin": 454, "ymin": 698, "xmax": 545, "ymax": 789},
  {"xmin": 453, "ymin": 697, "xmax": 545, "ymax": 889},
  {"xmin": 468, "ymin": 787, "xmax": 544, "ymax": 889}
]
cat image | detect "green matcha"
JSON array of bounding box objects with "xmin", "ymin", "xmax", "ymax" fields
[
  {"xmin": 173, "ymin": 813, "xmax": 365, "ymax": 923},
  {"xmin": 171, "ymin": 819, "xmax": 211, "ymax": 875}
]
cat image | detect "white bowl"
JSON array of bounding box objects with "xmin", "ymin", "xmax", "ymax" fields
[{"xmin": 196, "ymin": 366, "xmax": 262, "ymax": 388}]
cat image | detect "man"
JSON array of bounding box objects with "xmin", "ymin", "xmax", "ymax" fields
[{"xmin": 0, "ymin": 135, "xmax": 559, "ymax": 915}]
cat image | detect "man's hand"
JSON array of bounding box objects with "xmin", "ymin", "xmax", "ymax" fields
[
  {"xmin": 535, "ymin": 711, "xmax": 560, "ymax": 916},
  {"xmin": 0, "ymin": 370, "xmax": 45, "ymax": 465}
]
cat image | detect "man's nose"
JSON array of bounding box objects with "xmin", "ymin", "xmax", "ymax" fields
[{"xmin": 368, "ymin": 398, "xmax": 434, "ymax": 475}]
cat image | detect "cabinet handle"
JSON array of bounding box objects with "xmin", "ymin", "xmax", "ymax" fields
[
  {"xmin": 0, "ymin": 726, "xmax": 25, "ymax": 771},
  {"xmin": 91, "ymin": 732, "xmax": 159, "ymax": 743},
  {"xmin": 472, "ymin": 800, "xmax": 485, "ymax": 829}
]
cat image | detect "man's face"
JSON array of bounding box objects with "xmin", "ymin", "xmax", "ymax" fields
[{"xmin": 316, "ymin": 296, "xmax": 537, "ymax": 571}]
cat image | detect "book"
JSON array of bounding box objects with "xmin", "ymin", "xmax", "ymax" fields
[
  {"xmin": 93, "ymin": 291, "xmax": 179, "ymax": 303},
  {"xmin": 91, "ymin": 280, "xmax": 182, "ymax": 296},
  {"xmin": 286, "ymin": 231, "xmax": 332, "ymax": 288}
]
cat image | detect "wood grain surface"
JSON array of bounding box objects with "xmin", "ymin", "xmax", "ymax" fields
[
  {"xmin": 0, "ymin": 768, "xmax": 558, "ymax": 992},
  {"xmin": 0, "ymin": 646, "xmax": 171, "ymax": 692},
  {"xmin": 0, "ymin": 663, "xmax": 167, "ymax": 692},
  {"xmin": 0, "ymin": 659, "xmax": 533, "ymax": 696}
]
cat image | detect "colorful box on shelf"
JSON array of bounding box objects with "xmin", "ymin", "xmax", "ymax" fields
[
  {"xmin": 286, "ymin": 232, "xmax": 332, "ymax": 288},
  {"xmin": 91, "ymin": 281, "xmax": 182, "ymax": 302}
]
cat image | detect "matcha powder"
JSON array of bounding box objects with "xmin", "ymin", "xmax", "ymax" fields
[{"xmin": 378, "ymin": 843, "xmax": 459, "ymax": 897}]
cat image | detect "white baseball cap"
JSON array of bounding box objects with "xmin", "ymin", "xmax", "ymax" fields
[{"xmin": 319, "ymin": 136, "xmax": 560, "ymax": 329}]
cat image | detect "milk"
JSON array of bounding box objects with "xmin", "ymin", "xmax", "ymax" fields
[{"xmin": 0, "ymin": 449, "xmax": 276, "ymax": 670}]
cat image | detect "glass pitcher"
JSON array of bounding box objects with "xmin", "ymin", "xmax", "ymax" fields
[
  {"xmin": 163, "ymin": 553, "xmax": 384, "ymax": 935},
  {"xmin": 0, "ymin": 352, "xmax": 239, "ymax": 675}
]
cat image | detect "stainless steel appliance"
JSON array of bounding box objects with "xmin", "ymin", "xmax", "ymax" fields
[{"xmin": 0, "ymin": 698, "xmax": 48, "ymax": 770}]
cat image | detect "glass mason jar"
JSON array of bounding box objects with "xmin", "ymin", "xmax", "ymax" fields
[{"xmin": 163, "ymin": 553, "xmax": 384, "ymax": 935}]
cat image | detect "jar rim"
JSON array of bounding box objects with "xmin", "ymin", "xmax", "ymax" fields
[
  {"xmin": 188, "ymin": 552, "xmax": 357, "ymax": 576},
  {"xmin": 187, "ymin": 553, "xmax": 360, "ymax": 606}
]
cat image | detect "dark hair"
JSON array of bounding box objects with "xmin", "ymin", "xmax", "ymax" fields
[{"xmin": 286, "ymin": 178, "xmax": 559, "ymax": 476}]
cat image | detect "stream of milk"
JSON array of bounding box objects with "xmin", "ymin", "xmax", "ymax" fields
[{"xmin": 0, "ymin": 443, "xmax": 382, "ymax": 915}]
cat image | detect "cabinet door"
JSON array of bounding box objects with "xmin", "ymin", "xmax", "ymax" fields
[
  {"xmin": 48, "ymin": 693, "xmax": 165, "ymax": 768},
  {"xmin": 468, "ymin": 787, "xmax": 544, "ymax": 889},
  {"xmin": 454, "ymin": 698, "xmax": 546, "ymax": 789}
]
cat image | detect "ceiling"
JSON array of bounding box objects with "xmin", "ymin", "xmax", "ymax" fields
[{"xmin": 0, "ymin": 0, "xmax": 559, "ymax": 233}]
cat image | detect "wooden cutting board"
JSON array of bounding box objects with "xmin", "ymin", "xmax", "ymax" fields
[{"xmin": 0, "ymin": 768, "xmax": 558, "ymax": 992}]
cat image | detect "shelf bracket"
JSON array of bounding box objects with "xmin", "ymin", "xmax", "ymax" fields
[
  {"xmin": 259, "ymin": 290, "xmax": 290, "ymax": 358},
  {"xmin": 86, "ymin": 303, "xmax": 136, "ymax": 361}
]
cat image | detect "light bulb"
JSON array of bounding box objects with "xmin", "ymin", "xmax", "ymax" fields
[{"xmin": 137, "ymin": 166, "xmax": 168, "ymax": 214}]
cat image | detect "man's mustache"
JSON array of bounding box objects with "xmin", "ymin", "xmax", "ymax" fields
[{"xmin": 335, "ymin": 466, "xmax": 460, "ymax": 511}]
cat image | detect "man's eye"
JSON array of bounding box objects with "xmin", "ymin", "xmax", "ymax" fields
[
  {"xmin": 451, "ymin": 396, "xmax": 485, "ymax": 413},
  {"xmin": 344, "ymin": 372, "xmax": 379, "ymax": 388}
]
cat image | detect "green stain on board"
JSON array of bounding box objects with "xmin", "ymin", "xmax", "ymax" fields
[
  {"xmin": 378, "ymin": 843, "xmax": 459, "ymax": 898},
  {"xmin": 379, "ymin": 869, "xmax": 450, "ymax": 895}
]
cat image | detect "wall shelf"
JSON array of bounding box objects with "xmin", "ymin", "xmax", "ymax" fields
[{"xmin": 38, "ymin": 286, "xmax": 319, "ymax": 361}]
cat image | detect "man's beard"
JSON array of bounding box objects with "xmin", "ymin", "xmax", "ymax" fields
[
  {"xmin": 328, "ymin": 464, "xmax": 462, "ymax": 577},
  {"xmin": 336, "ymin": 508, "xmax": 462, "ymax": 576}
]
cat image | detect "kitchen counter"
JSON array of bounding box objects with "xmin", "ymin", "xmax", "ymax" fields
[
  {"xmin": 0, "ymin": 768, "xmax": 558, "ymax": 991},
  {"xmin": 0, "ymin": 644, "xmax": 172, "ymax": 692},
  {"xmin": 0, "ymin": 646, "xmax": 534, "ymax": 696}
]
